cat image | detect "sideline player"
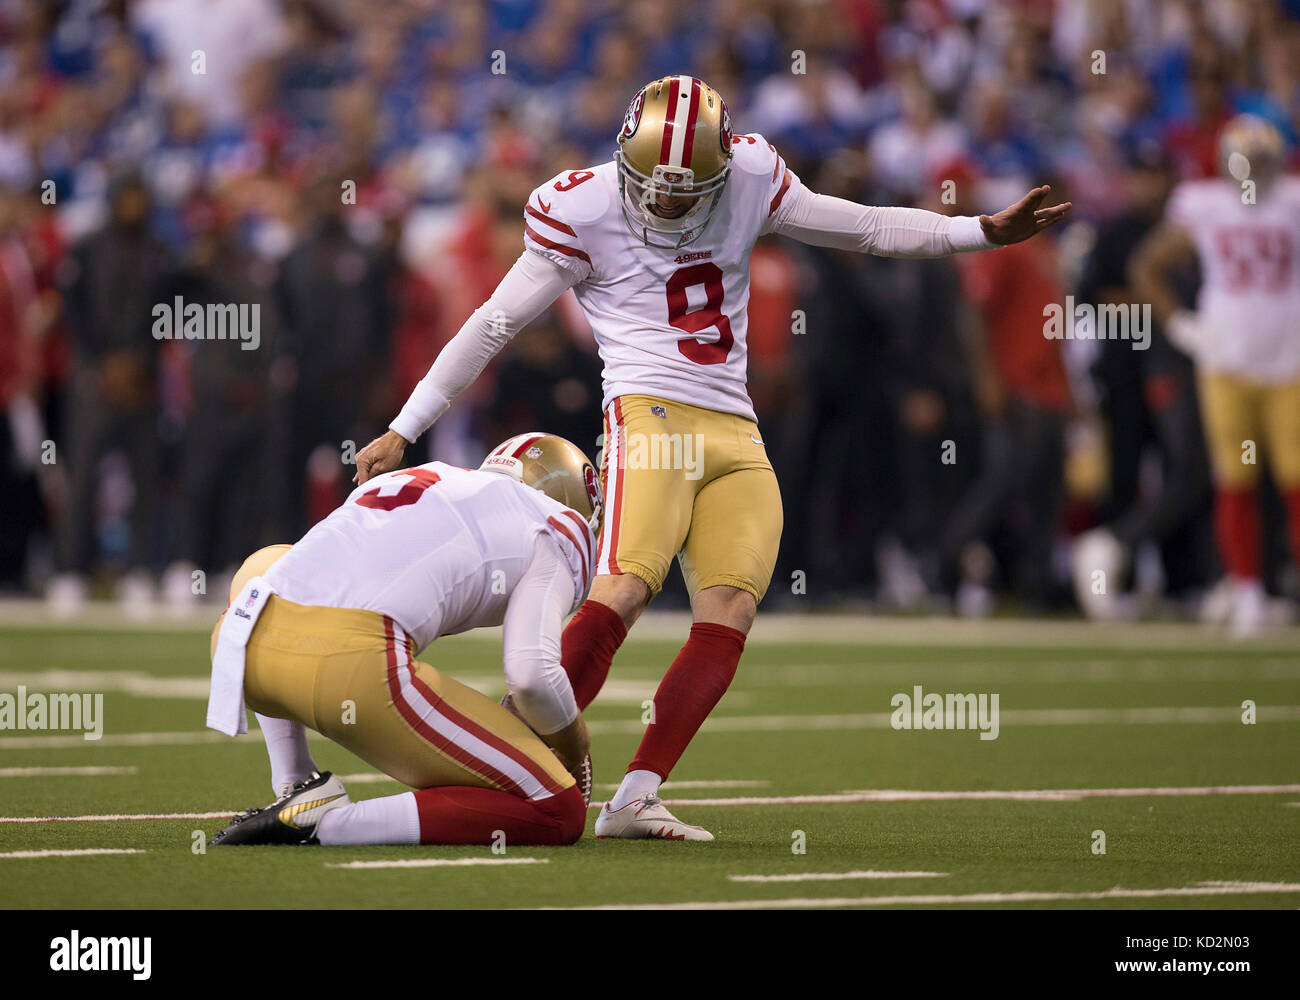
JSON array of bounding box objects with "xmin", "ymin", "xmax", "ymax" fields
[
  {"xmin": 1131, "ymin": 114, "xmax": 1300, "ymax": 634},
  {"xmin": 206, "ymin": 433, "xmax": 600, "ymax": 846},
  {"xmin": 354, "ymin": 75, "xmax": 1070, "ymax": 840}
]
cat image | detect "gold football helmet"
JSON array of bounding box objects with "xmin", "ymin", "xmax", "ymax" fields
[
  {"xmin": 615, "ymin": 75, "xmax": 734, "ymax": 249},
  {"xmin": 481, "ymin": 432, "xmax": 603, "ymax": 532}
]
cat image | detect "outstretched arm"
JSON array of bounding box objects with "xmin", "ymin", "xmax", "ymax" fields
[
  {"xmin": 771, "ymin": 184, "xmax": 1071, "ymax": 257},
  {"xmin": 353, "ymin": 249, "xmax": 578, "ymax": 483}
]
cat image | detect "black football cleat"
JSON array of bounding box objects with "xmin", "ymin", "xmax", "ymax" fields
[{"xmin": 212, "ymin": 771, "xmax": 350, "ymax": 846}]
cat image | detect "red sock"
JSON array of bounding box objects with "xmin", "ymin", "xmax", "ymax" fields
[
  {"xmin": 1214, "ymin": 486, "xmax": 1260, "ymax": 579},
  {"xmin": 561, "ymin": 599, "xmax": 627, "ymax": 711},
  {"xmin": 628, "ymin": 622, "xmax": 746, "ymax": 780},
  {"xmin": 1284, "ymin": 489, "xmax": 1300, "ymax": 569},
  {"xmin": 413, "ymin": 784, "xmax": 585, "ymax": 846}
]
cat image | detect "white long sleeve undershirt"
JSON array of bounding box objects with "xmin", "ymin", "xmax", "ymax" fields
[
  {"xmin": 770, "ymin": 187, "xmax": 997, "ymax": 257},
  {"xmin": 389, "ymin": 189, "xmax": 995, "ymax": 442},
  {"xmin": 500, "ymin": 532, "xmax": 580, "ymax": 736},
  {"xmin": 389, "ymin": 250, "xmax": 577, "ymax": 442}
]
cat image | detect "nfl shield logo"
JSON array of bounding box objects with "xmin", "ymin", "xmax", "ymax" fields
[
  {"xmin": 526, "ymin": 446, "xmax": 543, "ymax": 459},
  {"xmin": 651, "ymin": 405, "xmax": 667, "ymax": 419}
]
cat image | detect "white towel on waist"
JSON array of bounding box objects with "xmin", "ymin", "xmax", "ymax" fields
[{"xmin": 206, "ymin": 577, "xmax": 276, "ymax": 736}]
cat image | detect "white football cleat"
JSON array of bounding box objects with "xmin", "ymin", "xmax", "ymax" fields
[
  {"xmin": 594, "ymin": 793, "xmax": 714, "ymax": 841},
  {"xmin": 1199, "ymin": 576, "xmax": 1237, "ymax": 626},
  {"xmin": 115, "ymin": 568, "xmax": 156, "ymax": 618},
  {"xmin": 161, "ymin": 560, "xmax": 201, "ymax": 608},
  {"xmin": 46, "ymin": 573, "xmax": 88, "ymax": 617},
  {"xmin": 1229, "ymin": 578, "xmax": 1268, "ymax": 637},
  {"xmin": 1071, "ymin": 528, "xmax": 1131, "ymax": 621}
]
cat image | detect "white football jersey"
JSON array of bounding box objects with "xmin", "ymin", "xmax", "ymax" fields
[
  {"xmin": 1166, "ymin": 175, "xmax": 1300, "ymax": 382},
  {"xmin": 263, "ymin": 463, "xmax": 595, "ymax": 651},
  {"xmin": 522, "ymin": 133, "xmax": 802, "ymax": 421}
]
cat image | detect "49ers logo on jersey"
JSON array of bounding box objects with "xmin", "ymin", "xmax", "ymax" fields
[
  {"xmin": 621, "ymin": 91, "xmax": 645, "ymax": 140},
  {"xmin": 719, "ymin": 98, "xmax": 732, "ymax": 152}
]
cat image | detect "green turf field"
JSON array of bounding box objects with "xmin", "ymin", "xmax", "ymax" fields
[{"xmin": 1, "ymin": 614, "xmax": 1298, "ymax": 909}]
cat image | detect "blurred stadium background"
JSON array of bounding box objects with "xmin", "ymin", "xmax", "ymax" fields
[{"xmin": 1, "ymin": 0, "xmax": 1299, "ymax": 622}]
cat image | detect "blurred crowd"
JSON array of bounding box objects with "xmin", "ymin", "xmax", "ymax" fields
[{"xmin": 0, "ymin": 0, "xmax": 1298, "ymax": 615}]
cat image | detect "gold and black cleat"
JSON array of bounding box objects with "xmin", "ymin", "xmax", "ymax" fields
[{"xmin": 212, "ymin": 771, "xmax": 350, "ymax": 846}]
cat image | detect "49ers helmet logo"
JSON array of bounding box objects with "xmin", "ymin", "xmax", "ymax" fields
[
  {"xmin": 583, "ymin": 463, "xmax": 603, "ymax": 524},
  {"xmin": 719, "ymin": 97, "xmax": 732, "ymax": 152},
  {"xmin": 621, "ymin": 90, "xmax": 645, "ymax": 140}
]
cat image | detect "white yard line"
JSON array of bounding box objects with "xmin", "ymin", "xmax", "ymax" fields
[
  {"xmin": 3, "ymin": 599, "xmax": 1297, "ymax": 650},
  {"xmin": 0, "ymin": 730, "xmax": 263, "ymax": 749},
  {"xmin": 336, "ymin": 773, "xmax": 403, "ymax": 784},
  {"xmin": 6, "ymin": 783, "xmax": 1298, "ymax": 824},
  {"xmin": 0, "ymin": 674, "xmax": 667, "ymax": 706},
  {"xmin": 0, "ymin": 811, "xmax": 235, "ymax": 824},
  {"xmin": 0, "ymin": 848, "xmax": 145, "ymax": 859},
  {"xmin": 588, "ymin": 783, "xmax": 1300, "ymax": 809},
  {"xmin": 0, "ymin": 669, "xmax": 210, "ymax": 698},
  {"xmin": 729, "ymin": 870, "xmax": 948, "ymax": 882},
  {"xmin": 587, "ymin": 704, "xmax": 1300, "ymax": 735},
  {"xmin": 543, "ymin": 882, "xmax": 1300, "ymax": 910},
  {"xmin": 13, "ymin": 701, "xmax": 1288, "ymax": 752},
  {"xmin": 745, "ymin": 658, "xmax": 1300, "ymax": 685},
  {"xmin": 0, "ymin": 766, "xmax": 137, "ymax": 777},
  {"xmin": 594, "ymin": 780, "xmax": 770, "ymax": 791},
  {"xmin": 326, "ymin": 857, "xmax": 549, "ymax": 870},
  {"xmin": 829, "ymin": 784, "xmax": 1300, "ymax": 803}
]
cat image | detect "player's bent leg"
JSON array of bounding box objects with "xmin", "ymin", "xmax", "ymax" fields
[
  {"xmin": 691, "ymin": 584, "xmax": 758, "ymax": 634},
  {"xmin": 615, "ymin": 585, "xmax": 754, "ymax": 795},
  {"xmin": 241, "ymin": 603, "xmax": 575, "ymax": 796},
  {"xmin": 213, "ymin": 544, "xmax": 324, "ymax": 797},
  {"xmin": 596, "ymin": 395, "xmax": 696, "ymax": 599},
  {"xmin": 560, "ymin": 574, "xmax": 646, "ymax": 711},
  {"xmin": 621, "ymin": 606, "xmax": 747, "ymax": 784},
  {"xmin": 315, "ymin": 783, "xmax": 586, "ymax": 846},
  {"xmin": 679, "ymin": 464, "xmax": 783, "ymax": 607},
  {"xmin": 586, "ymin": 573, "xmax": 651, "ymax": 627},
  {"xmin": 215, "ymin": 773, "xmax": 588, "ymax": 847},
  {"xmin": 313, "ymin": 617, "xmax": 577, "ymax": 797},
  {"xmin": 599, "ymin": 457, "xmax": 779, "ymax": 839},
  {"xmin": 222, "ymin": 608, "xmax": 587, "ymax": 846},
  {"xmin": 567, "ymin": 394, "xmax": 697, "ymax": 709},
  {"xmin": 643, "ymin": 460, "xmax": 779, "ymax": 781},
  {"xmin": 406, "ymin": 784, "xmax": 586, "ymax": 845}
]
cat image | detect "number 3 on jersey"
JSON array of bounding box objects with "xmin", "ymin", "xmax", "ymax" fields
[
  {"xmin": 356, "ymin": 468, "xmax": 441, "ymax": 511},
  {"xmin": 666, "ymin": 262, "xmax": 733, "ymax": 365}
]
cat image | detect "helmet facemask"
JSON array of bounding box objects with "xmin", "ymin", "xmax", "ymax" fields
[
  {"xmin": 616, "ymin": 151, "xmax": 729, "ymax": 249},
  {"xmin": 613, "ymin": 76, "xmax": 734, "ymax": 250}
]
